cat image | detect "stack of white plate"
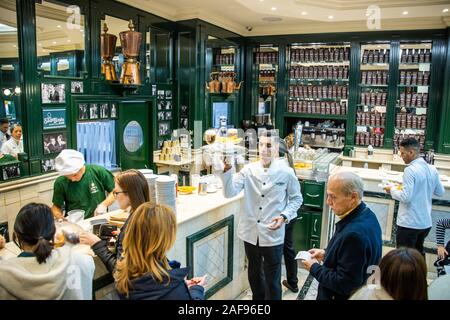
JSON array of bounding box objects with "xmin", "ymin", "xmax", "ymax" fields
[
  {"xmin": 138, "ymin": 169, "xmax": 153, "ymax": 175},
  {"xmin": 156, "ymin": 175, "xmax": 177, "ymax": 213},
  {"xmin": 143, "ymin": 174, "xmax": 158, "ymax": 203}
]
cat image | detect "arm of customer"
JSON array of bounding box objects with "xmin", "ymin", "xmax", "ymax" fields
[
  {"xmin": 308, "ymin": 232, "xmax": 370, "ymax": 297},
  {"xmin": 94, "ymin": 191, "xmax": 116, "ymax": 215},
  {"xmin": 390, "ymin": 167, "xmax": 414, "ymax": 203},
  {"xmin": 220, "ymin": 164, "xmax": 249, "ymax": 198}
]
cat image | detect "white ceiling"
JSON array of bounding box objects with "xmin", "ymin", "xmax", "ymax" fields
[{"xmin": 119, "ymin": 0, "xmax": 450, "ymax": 36}]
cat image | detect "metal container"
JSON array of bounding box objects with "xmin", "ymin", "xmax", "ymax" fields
[
  {"xmin": 100, "ymin": 23, "xmax": 117, "ymax": 59},
  {"xmin": 198, "ymin": 181, "xmax": 208, "ymax": 195},
  {"xmin": 119, "ymin": 20, "xmax": 142, "ymax": 58}
]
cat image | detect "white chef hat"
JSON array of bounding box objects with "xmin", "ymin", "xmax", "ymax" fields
[{"xmin": 55, "ymin": 149, "xmax": 85, "ymax": 176}]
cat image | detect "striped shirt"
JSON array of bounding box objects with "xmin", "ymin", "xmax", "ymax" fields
[{"xmin": 436, "ymin": 218, "xmax": 450, "ymax": 246}]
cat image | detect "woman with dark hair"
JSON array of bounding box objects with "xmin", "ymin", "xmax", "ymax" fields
[
  {"xmin": 114, "ymin": 202, "xmax": 206, "ymax": 300},
  {"xmin": 0, "ymin": 203, "xmax": 95, "ymax": 299},
  {"xmin": 350, "ymin": 247, "xmax": 428, "ymax": 300},
  {"xmin": 80, "ymin": 169, "xmax": 150, "ymax": 273}
]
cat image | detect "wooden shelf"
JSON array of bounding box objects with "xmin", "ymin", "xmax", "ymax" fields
[
  {"xmin": 290, "ymin": 61, "xmax": 350, "ymax": 66},
  {"xmin": 359, "ymin": 84, "xmax": 388, "ymax": 88},
  {"xmin": 288, "ymin": 97, "xmax": 346, "ymax": 102},
  {"xmin": 289, "ymin": 78, "xmax": 349, "ymax": 84},
  {"xmin": 284, "ymin": 113, "xmax": 347, "ymax": 120}
]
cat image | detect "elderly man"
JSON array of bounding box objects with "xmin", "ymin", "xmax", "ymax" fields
[
  {"xmin": 52, "ymin": 149, "xmax": 115, "ymax": 219},
  {"xmin": 219, "ymin": 130, "xmax": 302, "ymax": 300},
  {"xmin": 384, "ymin": 138, "xmax": 445, "ymax": 256},
  {"xmin": 302, "ymin": 171, "xmax": 382, "ymax": 300}
]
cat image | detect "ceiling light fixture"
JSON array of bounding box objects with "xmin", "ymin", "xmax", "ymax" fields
[
  {"xmin": 53, "ymin": 41, "xmax": 56, "ymax": 44},
  {"xmin": 271, "ymin": 7, "xmax": 277, "ymax": 11},
  {"xmin": 301, "ymin": 11, "xmax": 307, "ymax": 15},
  {"xmin": 14, "ymin": 86, "xmax": 21, "ymax": 95},
  {"xmin": 328, "ymin": 15, "xmax": 334, "ymax": 19},
  {"xmin": 443, "ymin": 8, "xmax": 449, "ymax": 13},
  {"xmin": 402, "ymin": 11, "xmax": 408, "ymax": 15},
  {"xmin": 57, "ymin": 25, "xmax": 61, "ymax": 28},
  {"xmin": 3, "ymin": 88, "xmax": 11, "ymax": 96}
]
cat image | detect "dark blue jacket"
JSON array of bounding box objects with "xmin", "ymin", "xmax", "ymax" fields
[
  {"xmin": 310, "ymin": 202, "xmax": 382, "ymax": 300},
  {"xmin": 118, "ymin": 266, "xmax": 205, "ymax": 300}
]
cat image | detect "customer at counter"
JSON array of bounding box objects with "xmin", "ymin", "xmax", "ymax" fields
[
  {"xmin": 80, "ymin": 169, "xmax": 149, "ymax": 273},
  {"xmin": 220, "ymin": 130, "xmax": 302, "ymax": 300},
  {"xmin": 0, "ymin": 118, "xmax": 10, "ymax": 150},
  {"xmin": 302, "ymin": 172, "xmax": 382, "ymax": 300},
  {"xmin": 115, "ymin": 202, "xmax": 206, "ymax": 300},
  {"xmin": 0, "ymin": 203, "xmax": 95, "ymax": 300},
  {"xmin": 51, "ymin": 149, "xmax": 115, "ymax": 219},
  {"xmin": 384, "ymin": 138, "xmax": 445, "ymax": 256},
  {"xmin": 350, "ymin": 247, "xmax": 428, "ymax": 300},
  {"xmin": 0, "ymin": 123, "xmax": 23, "ymax": 159}
]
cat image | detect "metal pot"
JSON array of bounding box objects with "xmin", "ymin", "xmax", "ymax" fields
[{"xmin": 119, "ymin": 20, "xmax": 142, "ymax": 58}]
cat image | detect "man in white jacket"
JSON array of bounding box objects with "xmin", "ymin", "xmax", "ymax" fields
[{"xmin": 219, "ymin": 130, "xmax": 302, "ymax": 300}]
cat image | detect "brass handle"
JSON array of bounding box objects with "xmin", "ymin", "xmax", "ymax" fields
[
  {"xmin": 306, "ymin": 193, "xmax": 320, "ymax": 198},
  {"xmin": 313, "ymin": 219, "xmax": 318, "ymax": 232}
]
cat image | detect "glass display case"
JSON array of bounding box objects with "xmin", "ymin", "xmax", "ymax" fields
[
  {"xmin": 293, "ymin": 148, "xmax": 341, "ymax": 181},
  {"xmin": 355, "ymin": 42, "xmax": 390, "ymax": 148},
  {"xmin": 394, "ymin": 41, "xmax": 431, "ymax": 153}
]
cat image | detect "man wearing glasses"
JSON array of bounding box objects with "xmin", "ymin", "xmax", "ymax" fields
[
  {"xmin": 51, "ymin": 149, "xmax": 115, "ymax": 219},
  {"xmin": 219, "ymin": 130, "xmax": 302, "ymax": 300}
]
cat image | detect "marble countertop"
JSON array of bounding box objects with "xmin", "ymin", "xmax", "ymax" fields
[{"xmin": 331, "ymin": 166, "xmax": 450, "ymax": 190}]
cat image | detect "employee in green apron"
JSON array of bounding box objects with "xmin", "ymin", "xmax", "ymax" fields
[{"xmin": 51, "ymin": 149, "xmax": 115, "ymax": 220}]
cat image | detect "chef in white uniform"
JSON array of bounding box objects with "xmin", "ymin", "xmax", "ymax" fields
[{"xmin": 219, "ymin": 130, "xmax": 302, "ymax": 300}]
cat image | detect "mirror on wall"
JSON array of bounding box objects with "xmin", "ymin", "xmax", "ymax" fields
[
  {"xmin": 0, "ymin": 0, "xmax": 23, "ymax": 158},
  {"xmin": 35, "ymin": 0, "xmax": 86, "ymax": 78},
  {"xmin": 101, "ymin": 15, "xmax": 130, "ymax": 82}
]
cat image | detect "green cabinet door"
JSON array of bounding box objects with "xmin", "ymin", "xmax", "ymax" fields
[
  {"xmin": 303, "ymin": 181, "xmax": 325, "ymax": 209},
  {"xmin": 292, "ymin": 210, "xmax": 310, "ymax": 252},
  {"xmin": 310, "ymin": 211, "xmax": 322, "ymax": 239},
  {"xmin": 118, "ymin": 101, "xmax": 151, "ymax": 170}
]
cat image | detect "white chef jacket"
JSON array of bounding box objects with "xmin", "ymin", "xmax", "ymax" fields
[
  {"xmin": 391, "ymin": 157, "xmax": 445, "ymax": 229},
  {"xmin": 220, "ymin": 158, "xmax": 302, "ymax": 247},
  {"xmin": 1, "ymin": 138, "xmax": 23, "ymax": 158}
]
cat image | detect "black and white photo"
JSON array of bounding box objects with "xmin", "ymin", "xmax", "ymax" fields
[
  {"xmin": 165, "ymin": 111, "xmax": 172, "ymax": 120},
  {"xmin": 2, "ymin": 164, "xmax": 20, "ymax": 181},
  {"xmin": 90, "ymin": 103, "xmax": 99, "ymax": 119},
  {"xmin": 41, "ymin": 83, "xmax": 65, "ymax": 104},
  {"xmin": 78, "ymin": 103, "xmax": 89, "ymax": 120},
  {"xmin": 157, "ymin": 90, "xmax": 165, "ymax": 100},
  {"xmin": 157, "ymin": 139, "xmax": 164, "ymax": 149},
  {"xmin": 180, "ymin": 105, "xmax": 188, "ymax": 116},
  {"xmin": 43, "ymin": 132, "xmax": 67, "ymax": 154},
  {"xmin": 100, "ymin": 103, "xmax": 109, "ymax": 119},
  {"xmin": 71, "ymin": 81, "xmax": 83, "ymax": 94},
  {"xmin": 165, "ymin": 101, "xmax": 172, "ymax": 110},
  {"xmin": 110, "ymin": 102, "xmax": 118, "ymax": 118},
  {"xmin": 181, "ymin": 117, "xmax": 188, "ymax": 129},
  {"xmin": 157, "ymin": 111, "xmax": 165, "ymax": 121},
  {"xmin": 158, "ymin": 122, "xmax": 170, "ymax": 136},
  {"xmin": 165, "ymin": 90, "xmax": 172, "ymax": 100},
  {"xmin": 157, "ymin": 101, "xmax": 165, "ymax": 111},
  {"xmin": 152, "ymin": 85, "xmax": 157, "ymax": 96},
  {"xmin": 41, "ymin": 158, "xmax": 56, "ymax": 172}
]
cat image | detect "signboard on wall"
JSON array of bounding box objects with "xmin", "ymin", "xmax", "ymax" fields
[{"xmin": 42, "ymin": 108, "xmax": 66, "ymax": 130}]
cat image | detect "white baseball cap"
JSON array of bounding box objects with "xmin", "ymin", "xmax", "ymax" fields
[{"xmin": 55, "ymin": 149, "xmax": 85, "ymax": 176}]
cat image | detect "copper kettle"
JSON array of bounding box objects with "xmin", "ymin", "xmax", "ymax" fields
[
  {"xmin": 221, "ymin": 72, "xmax": 243, "ymax": 94},
  {"xmin": 206, "ymin": 72, "xmax": 221, "ymax": 93},
  {"xmin": 119, "ymin": 20, "xmax": 142, "ymax": 58},
  {"xmin": 100, "ymin": 23, "xmax": 118, "ymax": 81}
]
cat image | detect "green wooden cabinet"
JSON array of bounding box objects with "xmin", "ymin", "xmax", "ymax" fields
[
  {"xmin": 293, "ymin": 210, "xmax": 310, "ymax": 253},
  {"xmin": 302, "ymin": 181, "xmax": 325, "ymax": 209}
]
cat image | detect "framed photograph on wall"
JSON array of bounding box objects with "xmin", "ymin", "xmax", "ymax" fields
[
  {"xmin": 89, "ymin": 103, "xmax": 99, "ymax": 119},
  {"xmin": 78, "ymin": 103, "xmax": 89, "ymax": 120},
  {"xmin": 71, "ymin": 81, "xmax": 83, "ymax": 94},
  {"xmin": 165, "ymin": 101, "xmax": 172, "ymax": 110},
  {"xmin": 41, "ymin": 158, "xmax": 56, "ymax": 173},
  {"xmin": 110, "ymin": 102, "xmax": 118, "ymax": 118},
  {"xmin": 99, "ymin": 103, "xmax": 109, "ymax": 119},
  {"xmin": 42, "ymin": 108, "xmax": 66, "ymax": 130},
  {"xmin": 165, "ymin": 90, "xmax": 172, "ymax": 100},
  {"xmin": 43, "ymin": 132, "xmax": 67, "ymax": 154},
  {"xmin": 157, "ymin": 101, "xmax": 165, "ymax": 111},
  {"xmin": 157, "ymin": 139, "xmax": 164, "ymax": 150},
  {"xmin": 165, "ymin": 111, "xmax": 172, "ymax": 120},
  {"xmin": 41, "ymin": 83, "xmax": 66, "ymax": 104},
  {"xmin": 158, "ymin": 122, "xmax": 170, "ymax": 136},
  {"xmin": 157, "ymin": 90, "xmax": 165, "ymax": 100},
  {"xmin": 157, "ymin": 111, "xmax": 165, "ymax": 121}
]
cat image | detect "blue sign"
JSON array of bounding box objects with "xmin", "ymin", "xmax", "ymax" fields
[{"xmin": 42, "ymin": 108, "xmax": 66, "ymax": 130}]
